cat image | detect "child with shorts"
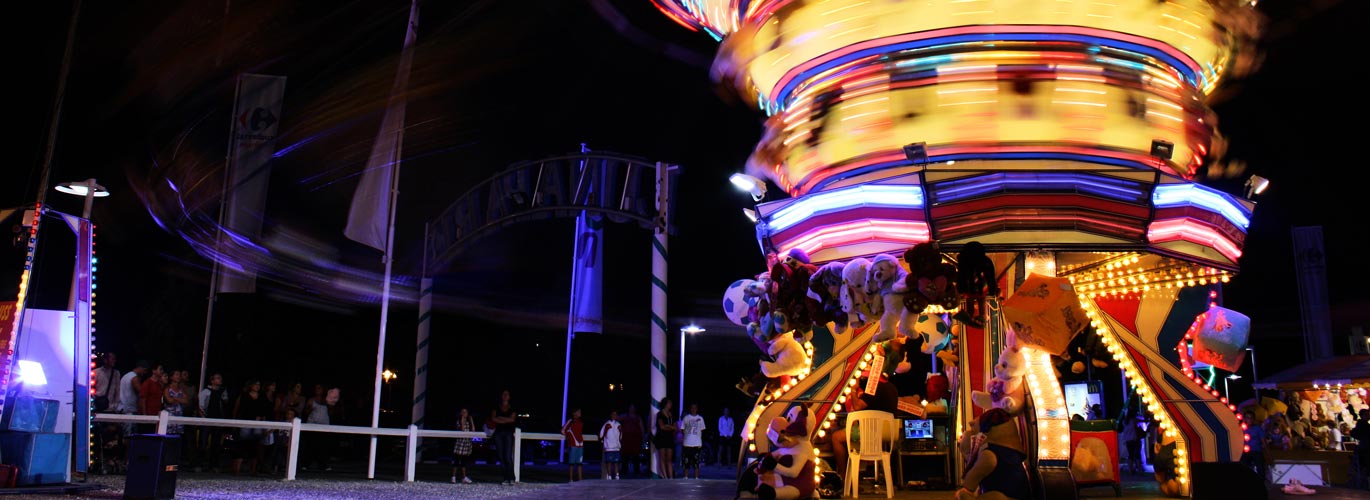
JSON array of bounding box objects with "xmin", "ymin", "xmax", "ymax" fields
[
  {"xmin": 600, "ymin": 410, "xmax": 623, "ymax": 480},
  {"xmin": 562, "ymin": 408, "xmax": 584, "ymax": 481}
]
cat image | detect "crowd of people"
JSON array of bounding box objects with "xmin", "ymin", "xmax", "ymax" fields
[
  {"xmin": 91, "ymin": 352, "xmax": 346, "ymax": 476},
  {"xmin": 547, "ymin": 397, "xmax": 742, "ymax": 483}
]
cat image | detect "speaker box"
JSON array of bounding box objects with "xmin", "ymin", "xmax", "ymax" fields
[
  {"xmin": 124, "ymin": 434, "xmax": 181, "ymax": 500},
  {"xmin": 0, "ymin": 431, "xmax": 70, "ymax": 485},
  {"xmin": 1190, "ymin": 461, "xmax": 1267, "ymax": 500}
]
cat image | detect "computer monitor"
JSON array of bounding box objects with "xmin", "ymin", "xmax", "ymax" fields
[{"xmin": 903, "ymin": 419, "xmax": 933, "ymax": 440}]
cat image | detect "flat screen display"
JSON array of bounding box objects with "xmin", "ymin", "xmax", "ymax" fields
[{"xmin": 903, "ymin": 419, "xmax": 933, "ymax": 440}]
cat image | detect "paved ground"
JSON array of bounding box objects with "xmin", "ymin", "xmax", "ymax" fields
[{"xmin": 6, "ymin": 461, "xmax": 1366, "ymax": 499}]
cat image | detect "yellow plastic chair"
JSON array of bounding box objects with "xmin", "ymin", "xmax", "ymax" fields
[{"xmin": 844, "ymin": 410, "xmax": 897, "ymax": 498}]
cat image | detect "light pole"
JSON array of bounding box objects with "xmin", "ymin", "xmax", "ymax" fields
[
  {"xmin": 1225, "ymin": 374, "xmax": 1242, "ymax": 400},
  {"xmin": 680, "ymin": 325, "xmax": 705, "ymax": 415},
  {"xmin": 1245, "ymin": 346, "xmax": 1259, "ymax": 385},
  {"xmin": 55, "ymin": 178, "xmax": 109, "ymax": 310}
]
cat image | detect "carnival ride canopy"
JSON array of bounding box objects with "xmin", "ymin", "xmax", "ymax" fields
[{"xmin": 1252, "ymin": 355, "xmax": 1370, "ymax": 391}]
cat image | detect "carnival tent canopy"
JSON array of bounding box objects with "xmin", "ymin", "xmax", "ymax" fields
[{"xmin": 1252, "ymin": 355, "xmax": 1370, "ymax": 390}]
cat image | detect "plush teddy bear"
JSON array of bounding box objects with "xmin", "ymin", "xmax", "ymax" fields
[
  {"xmin": 865, "ymin": 253, "xmax": 914, "ymax": 341},
  {"xmin": 757, "ymin": 406, "xmax": 817, "ymax": 500},
  {"xmin": 738, "ymin": 332, "xmax": 810, "ymax": 397},
  {"xmin": 971, "ymin": 332, "xmax": 1028, "ymax": 415},
  {"xmin": 953, "ymin": 241, "xmax": 998, "ymax": 327},
  {"xmin": 902, "ymin": 242, "xmax": 959, "ymax": 314},
  {"xmin": 841, "ymin": 258, "xmax": 883, "ymax": 330},
  {"xmin": 771, "ymin": 249, "xmax": 819, "ymax": 336},
  {"xmin": 958, "ymin": 408, "xmax": 1029, "ymax": 500},
  {"xmin": 808, "ymin": 261, "xmax": 849, "ymax": 329}
]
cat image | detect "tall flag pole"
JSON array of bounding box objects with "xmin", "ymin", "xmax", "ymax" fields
[
  {"xmin": 560, "ymin": 144, "xmax": 605, "ymax": 463},
  {"xmin": 345, "ymin": 0, "xmax": 419, "ymax": 480},
  {"xmin": 648, "ymin": 161, "xmax": 670, "ymax": 478}
]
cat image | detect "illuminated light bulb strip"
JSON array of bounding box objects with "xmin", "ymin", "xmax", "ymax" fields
[
  {"xmin": 87, "ymin": 223, "xmax": 98, "ymax": 465},
  {"xmin": 1080, "ymin": 293, "xmax": 1192, "ymax": 491},
  {"xmin": 1080, "ymin": 272, "xmax": 1231, "ymax": 298},
  {"xmin": 1146, "ymin": 218, "xmax": 1244, "ymax": 261},
  {"xmin": 1022, "ymin": 345, "xmax": 1071, "ymax": 461},
  {"xmin": 0, "ymin": 205, "xmax": 43, "ymax": 423},
  {"xmin": 742, "ymin": 339, "xmax": 819, "ymax": 451},
  {"xmin": 1069, "ymin": 262, "xmax": 1232, "ymax": 296},
  {"xmin": 1174, "ymin": 304, "xmax": 1250, "ymax": 455},
  {"xmin": 1058, "ymin": 252, "xmax": 1140, "ymax": 276}
]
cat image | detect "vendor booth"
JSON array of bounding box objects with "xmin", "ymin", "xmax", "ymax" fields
[{"xmin": 1252, "ymin": 355, "xmax": 1370, "ymax": 486}]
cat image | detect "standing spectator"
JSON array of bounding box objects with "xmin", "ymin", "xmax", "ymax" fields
[
  {"xmin": 1241, "ymin": 409, "xmax": 1266, "ymax": 479},
  {"xmin": 197, "ymin": 373, "xmax": 230, "ymax": 471},
  {"xmin": 654, "ymin": 397, "xmax": 678, "ymax": 479},
  {"xmin": 117, "ymin": 361, "xmax": 148, "ymax": 417},
  {"xmin": 282, "ymin": 382, "xmax": 307, "ymax": 418},
  {"xmin": 1121, "ymin": 414, "xmax": 1143, "ymax": 475},
  {"xmin": 139, "ymin": 365, "xmax": 167, "ymax": 434},
  {"xmin": 491, "ymin": 389, "xmax": 518, "ymax": 485},
  {"xmin": 619, "ymin": 404, "xmax": 645, "ymax": 476},
  {"xmin": 716, "ymin": 407, "xmax": 736, "ymax": 466},
  {"xmin": 562, "ymin": 408, "xmax": 585, "ymax": 482},
  {"xmin": 274, "ymin": 408, "xmax": 297, "ymax": 475},
  {"xmin": 303, "ymin": 385, "xmax": 333, "ymax": 472},
  {"xmin": 681, "ymin": 403, "xmax": 705, "ymax": 479},
  {"xmin": 600, "ymin": 410, "xmax": 622, "ymax": 480},
  {"xmin": 231, "ymin": 379, "xmax": 271, "ymax": 475},
  {"xmin": 451, "ymin": 408, "xmax": 475, "ymax": 484},
  {"xmin": 262, "ymin": 382, "xmax": 278, "ymax": 419},
  {"xmin": 163, "ymin": 369, "xmax": 190, "ymax": 436},
  {"xmin": 93, "ymin": 353, "xmax": 119, "ymax": 413}
]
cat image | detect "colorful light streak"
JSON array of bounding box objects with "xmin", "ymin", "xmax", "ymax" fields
[
  {"xmin": 1147, "ymin": 218, "xmax": 1244, "ymax": 262},
  {"xmin": 766, "ymin": 184, "xmax": 924, "ymax": 232},
  {"xmin": 775, "ymin": 219, "xmax": 931, "ymax": 257},
  {"xmin": 1152, "ymin": 183, "xmax": 1252, "ymax": 229},
  {"xmin": 930, "ymin": 172, "xmax": 1147, "ymax": 204}
]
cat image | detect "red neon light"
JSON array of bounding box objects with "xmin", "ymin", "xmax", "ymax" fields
[
  {"xmin": 776, "ymin": 219, "xmax": 931, "ymax": 256},
  {"xmin": 1147, "ymin": 218, "xmax": 1243, "ymax": 261}
]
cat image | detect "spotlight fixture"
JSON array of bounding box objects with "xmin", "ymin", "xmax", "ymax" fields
[
  {"xmin": 903, "ymin": 142, "xmax": 928, "ymax": 164},
  {"xmin": 729, "ymin": 173, "xmax": 767, "ymax": 202},
  {"xmin": 1244, "ymin": 175, "xmax": 1269, "ymax": 199},
  {"xmin": 743, "ymin": 207, "xmax": 759, "ymax": 223},
  {"xmin": 1150, "ymin": 140, "xmax": 1174, "ymax": 160}
]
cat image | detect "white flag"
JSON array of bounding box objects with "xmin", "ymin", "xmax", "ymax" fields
[
  {"xmin": 219, "ymin": 74, "xmax": 286, "ymax": 293},
  {"xmin": 345, "ymin": 3, "xmax": 419, "ymax": 251}
]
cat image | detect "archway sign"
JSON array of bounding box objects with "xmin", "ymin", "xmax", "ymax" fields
[{"xmin": 416, "ymin": 151, "xmax": 678, "ymax": 476}]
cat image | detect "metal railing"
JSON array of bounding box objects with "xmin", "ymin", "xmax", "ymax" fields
[{"xmin": 92, "ymin": 413, "xmax": 598, "ymax": 482}]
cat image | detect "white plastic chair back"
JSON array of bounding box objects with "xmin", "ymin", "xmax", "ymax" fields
[{"xmin": 845, "ymin": 410, "xmax": 896, "ymax": 498}]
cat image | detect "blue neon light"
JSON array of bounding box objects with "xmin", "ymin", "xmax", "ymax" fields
[
  {"xmin": 768, "ymin": 184, "xmax": 925, "ymax": 232},
  {"xmin": 1151, "ymin": 184, "xmax": 1250, "ymax": 229},
  {"xmin": 931, "ymin": 172, "xmax": 1147, "ymax": 204}
]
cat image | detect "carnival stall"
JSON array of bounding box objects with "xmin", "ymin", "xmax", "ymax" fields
[
  {"xmin": 654, "ymin": 0, "xmax": 1265, "ymax": 497},
  {"xmin": 1250, "ymin": 355, "xmax": 1370, "ymax": 486}
]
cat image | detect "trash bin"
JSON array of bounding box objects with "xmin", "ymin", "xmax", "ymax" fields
[{"xmin": 124, "ymin": 434, "xmax": 180, "ymax": 500}]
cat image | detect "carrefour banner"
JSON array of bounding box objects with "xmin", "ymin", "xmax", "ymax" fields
[{"xmin": 570, "ymin": 211, "xmax": 603, "ymax": 334}]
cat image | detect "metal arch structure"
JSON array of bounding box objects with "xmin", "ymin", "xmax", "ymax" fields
[{"xmin": 424, "ymin": 152, "xmax": 678, "ymax": 273}]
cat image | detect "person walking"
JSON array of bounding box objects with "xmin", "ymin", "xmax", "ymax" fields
[
  {"xmin": 562, "ymin": 408, "xmax": 585, "ymax": 482},
  {"xmin": 1121, "ymin": 414, "xmax": 1143, "ymax": 475},
  {"xmin": 654, "ymin": 397, "xmax": 678, "ymax": 479},
  {"xmin": 620, "ymin": 404, "xmax": 645, "ymax": 476},
  {"xmin": 600, "ymin": 410, "xmax": 622, "ymax": 480},
  {"xmin": 717, "ymin": 407, "xmax": 736, "ymax": 466},
  {"xmin": 451, "ymin": 408, "xmax": 475, "ymax": 484},
  {"xmin": 491, "ymin": 390, "xmax": 518, "ymax": 485},
  {"xmin": 681, "ymin": 403, "xmax": 706, "ymax": 479}
]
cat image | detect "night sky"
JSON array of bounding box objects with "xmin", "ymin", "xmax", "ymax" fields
[{"xmin": 6, "ymin": 0, "xmax": 1368, "ymax": 434}]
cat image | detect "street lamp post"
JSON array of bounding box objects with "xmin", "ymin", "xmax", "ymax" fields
[
  {"xmin": 1245, "ymin": 346, "xmax": 1259, "ymax": 385},
  {"xmin": 679, "ymin": 325, "xmax": 705, "ymax": 415},
  {"xmin": 55, "ymin": 178, "xmax": 109, "ymax": 310},
  {"xmin": 1225, "ymin": 374, "xmax": 1242, "ymax": 400}
]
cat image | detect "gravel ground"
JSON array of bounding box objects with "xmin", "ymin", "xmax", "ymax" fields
[{"xmin": 9, "ymin": 475, "xmax": 553, "ymax": 500}]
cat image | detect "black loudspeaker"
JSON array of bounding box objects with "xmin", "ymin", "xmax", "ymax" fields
[
  {"xmin": 124, "ymin": 434, "xmax": 180, "ymax": 500},
  {"xmin": 903, "ymin": 142, "xmax": 928, "ymax": 164},
  {"xmin": 1150, "ymin": 139, "xmax": 1174, "ymax": 160},
  {"xmin": 1190, "ymin": 462, "xmax": 1267, "ymax": 500}
]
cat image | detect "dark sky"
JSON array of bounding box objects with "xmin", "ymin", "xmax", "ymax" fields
[{"xmin": 6, "ymin": 0, "xmax": 1368, "ymax": 431}]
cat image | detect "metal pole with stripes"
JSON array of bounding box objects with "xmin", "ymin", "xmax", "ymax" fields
[
  {"xmin": 648, "ymin": 161, "xmax": 671, "ymax": 478},
  {"xmin": 413, "ymin": 223, "xmax": 431, "ymax": 432}
]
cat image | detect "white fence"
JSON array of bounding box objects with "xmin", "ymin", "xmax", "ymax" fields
[{"xmin": 92, "ymin": 413, "xmax": 597, "ymax": 482}]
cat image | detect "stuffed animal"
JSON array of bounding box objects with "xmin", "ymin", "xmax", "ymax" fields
[
  {"xmin": 958, "ymin": 408, "xmax": 1029, "ymax": 500},
  {"xmin": 902, "ymin": 242, "xmax": 959, "ymax": 314},
  {"xmin": 738, "ymin": 332, "xmax": 810, "ymax": 397},
  {"xmin": 841, "ymin": 258, "xmax": 883, "ymax": 329},
  {"xmin": 772, "ymin": 249, "xmax": 819, "ymax": 335},
  {"xmin": 865, "ymin": 253, "xmax": 914, "ymax": 341},
  {"xmin": 724, "ymin": 279, "xmax": 759, "ymax": 327},
  {"xmin": 1152, "ymin": 426, "xmax": 1182, "ymax": 497},
  {"xmin": 808, "ymin": 261, "xmax": 848, "ymax": 329},
  {"xmin": 953, "ymin": 241, "xmax": 998, "ymax": 327},
  {"xmin": 971, "ymin": 331, "xmax": 1028, "ymax": 415},
  {"xmin": 1350, "ymin": 391, "xmax": 1368, "ymax": 414},
  {"xmin": 757, "ymin": 406, "xmax": 817, "ymax": 500}
]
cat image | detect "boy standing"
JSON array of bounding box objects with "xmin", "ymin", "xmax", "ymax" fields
[
  {"xmin": 562, "ymin": 408, "xmax": 584, "ymax": 481},
  {"xmin": 600, "ymin": 410, "xmax": 622, "ymax": 480},
  {"xmin": 681, "ymin": 403, "xmax": 706, "ymax": 479}
]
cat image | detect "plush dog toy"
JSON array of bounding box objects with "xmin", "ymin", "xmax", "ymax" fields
[
  {"xmin": 902, "ymin": 242, "xmax": 959, "ymax": 314},
  {"xmin": 808, "ymin": 261, "xmax": 849, "ymax": 329},
  {"xmin": 772, "ymin": 249, "xmax": 819, "ymax": 336},
  {"xmin": 757, "ymin": 406, "xmax": 817, "ymax": 500},
  {"xmin": 841, "ymin": 258, "xmax": 883, "ymax": 330},
  {"xmin": 865, "ymin": 253, "xmax": 914, "ymax": 341},
  {"xmin": 738, "ymin": 332, "xmax": 810, "ymax": 397}
]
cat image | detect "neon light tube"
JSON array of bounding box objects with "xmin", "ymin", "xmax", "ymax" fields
[
  {"xmin": 1148, "ymin": 218, "xmax": 1243, "ymax": 261},
  {"xmin": 768, "ymin": 184, "xmax": 924, "ymax": 232},
  {"xmin": 777, "ymin": 219, "xmax": 931, "ymax": 256},
  {"xmin": 932, "ymin": 172, "xmax": 1147, "ymax": 203},
  {"xmin": 1152, "ymin": 184, "xmax": 1250, "ymax": 229}
]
